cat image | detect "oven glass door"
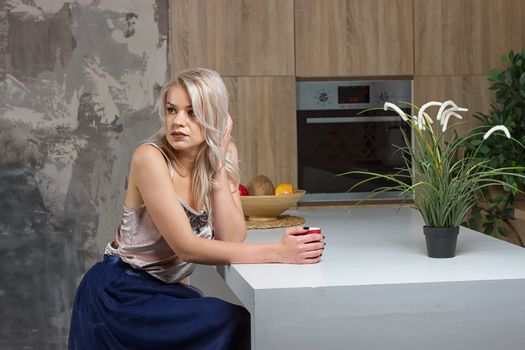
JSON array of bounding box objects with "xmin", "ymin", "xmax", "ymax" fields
[{"xmin": 297, "ymin": 111, "xmax": 411, "ymax": 195}]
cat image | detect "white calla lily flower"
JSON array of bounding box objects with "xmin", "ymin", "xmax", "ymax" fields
[
  {"xmin": 411, "ymin": 115, "xmax": 425, "ymax": 131},
  {"xmin": 415, "ymin": 113, "xmax": 425, "ymax": 130},
  {"xmin": 418, "ymin": 116, "xmax": 424, "ymax": 131},
  {"xmin": 417, "ymin": 101, "xmax": 441, "ymax": 125},
  {"xmin": 422, "ymin": 112, "xmax": 433, "ymax": 125},
  {"xmin": 384, "ymin": 102, "xmax": 409, "ymax": 121},
  {"xmin": 483, "ymin": 125, "xmax": 511, "ymax": 140},
  {"xmin": 436, "ymin": 100, "xmax": 459, "ymax": 121},
  {"xmin": 441, "ymin": 111, "xmax": 465, "ymax": 132}
]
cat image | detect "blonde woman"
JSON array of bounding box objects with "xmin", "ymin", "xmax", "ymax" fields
[{"xmin": 68, "ymin": 68, "xmax": 324, "ymax": 349}]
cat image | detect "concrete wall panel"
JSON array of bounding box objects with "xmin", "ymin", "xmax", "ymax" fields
[{"xmin": 0, "ymin": 1, "xmax": 168, "ymax": 348}]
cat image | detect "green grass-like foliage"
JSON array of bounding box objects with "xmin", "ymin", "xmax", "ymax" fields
[{"xmin": 340, "ymin": 103, "xmax": 525, "ymax": 228}]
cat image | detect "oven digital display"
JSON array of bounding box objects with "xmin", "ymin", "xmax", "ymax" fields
[{"xmin": 338, "ymin": 86, "xmax": 370, "ymax": 104}]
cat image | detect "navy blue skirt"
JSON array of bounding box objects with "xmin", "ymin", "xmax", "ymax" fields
[{"xmin": 69, "ymin": 256, "xmax": 250, "ymax": 350}]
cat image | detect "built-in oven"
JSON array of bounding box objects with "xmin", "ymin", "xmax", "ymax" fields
[{"xmin": 297, "ymin": 79, "xmax": 412, "ymax": 202}]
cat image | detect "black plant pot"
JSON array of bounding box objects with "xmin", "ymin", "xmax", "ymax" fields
[{"xmin": 423, "ymin": 226, "xmax": 460, "ymax": 258}]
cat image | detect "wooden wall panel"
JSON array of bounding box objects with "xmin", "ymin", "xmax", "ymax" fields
[
  {"xmin": 415, "ymin": 0, "xmax": 525, "ymax": 75},
  {"xmin": 295, "ymin": 0, "xmax": 414, "ymax": 77},
  {"xmin": 413, "ymin": 76, "xmax": 493, "ymax": 136},
  {"xmin": 171, "ymin": 0, "xmax": 294, "ymax": 76},
  {"xmin": 224, "ymin": 77, "xmax": 297, "ymax": 186}
]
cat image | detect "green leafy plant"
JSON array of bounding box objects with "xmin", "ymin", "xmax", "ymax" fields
[
  {"xmin": 340, "ymin": 101, "xmax": 525, "ymax": 229},
  {"xmin": 464, "ymin": 49, "xmax": 525, "ymax": 244}
]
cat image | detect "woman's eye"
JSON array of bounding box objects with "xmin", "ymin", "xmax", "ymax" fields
[
  {"xmin": 167, "ymin": 107, "xmax": 176, "ymax": 114},
  {"xmin": 188, "ymin": 110, "xmax": 194, "ymax": 116}
]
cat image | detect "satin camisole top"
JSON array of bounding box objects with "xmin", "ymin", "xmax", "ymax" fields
[{"xmin": 104, "ymin": 143, "xmax": 213, "ymax": 284}]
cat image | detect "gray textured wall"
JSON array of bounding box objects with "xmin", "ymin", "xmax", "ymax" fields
[{"xmin": 0, "ymin": 0, "xmax": 168, "ymax": 348}]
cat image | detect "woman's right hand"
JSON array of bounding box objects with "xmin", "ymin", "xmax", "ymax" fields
[{"xmin": 278, "ymin": 226, "xmax": 325, "ymax": 264}]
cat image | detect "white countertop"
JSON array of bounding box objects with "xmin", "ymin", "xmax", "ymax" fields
[{"xmin": 231, "ymin": 207, "xmax": 525, "ymax": 290}]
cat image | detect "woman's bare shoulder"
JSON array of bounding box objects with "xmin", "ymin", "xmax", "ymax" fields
[
  {"xmin": 129, "ymin": 144, "xmax": 174, "ymax": 186},
  {"xmin": 131, "ymin": 143, "xmax": 166, "ymax": 167},
  {"xmin": 125, "ymin": 144, "xmax": 169, "ymax": 208}
]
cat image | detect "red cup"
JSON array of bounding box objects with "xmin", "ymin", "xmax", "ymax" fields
[{"xmin": 307, "ymin": 227, "xmax": 321, "ymax": 235}]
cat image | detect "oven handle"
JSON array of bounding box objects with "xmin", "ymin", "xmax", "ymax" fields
[{"xmin": 306, "ymin": 116, "xmax": 404, "ymax": 124}]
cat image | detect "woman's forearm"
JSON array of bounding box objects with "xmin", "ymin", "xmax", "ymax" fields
[
  {"xmin": 179, "ymin": 236, "xmax": 282, "ymax": 265},
  {"xmin": 211, "ymin": 167, "xmax": 247, "ymax": 242},
  {"xmin": 175, "ymin": 227, "xmax": 323, "ymax": 266}
]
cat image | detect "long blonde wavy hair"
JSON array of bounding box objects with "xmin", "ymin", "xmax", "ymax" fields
[{"xmin": 148, "ymin": 68, "xmax": 240, "ymax": 224}]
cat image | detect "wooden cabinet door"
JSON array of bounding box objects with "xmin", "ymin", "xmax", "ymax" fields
[
  {"xmin": 171, "ymin": 0, "xmax": 294, "ymax": 76},
  {"xmin": 413, "ymin": 76, "xmax": 493, "ymax": 136},
  {"xmin": 415, "ymin": 0, "xmax": 525, "ymax": 75},
  {"xmin": 295, "ymin": 0, "xmax": 414, "ymax": 77},
  {"xmin": 224, "ymin": 77, "xmax": 297, "ymax": 186}
]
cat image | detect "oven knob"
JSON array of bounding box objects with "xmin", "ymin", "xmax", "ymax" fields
[
  {"xmin": 378, "ymin": 91, "xmax": 391, "ymax": 102},
  {"xmin": 318, "ymin": 92, "xmax": 329, "ymax": 103}
]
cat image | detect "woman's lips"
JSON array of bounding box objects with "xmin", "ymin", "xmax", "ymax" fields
[{"xmin": 170, "ymin": 131, "xmax": 188, "ymax": 140}]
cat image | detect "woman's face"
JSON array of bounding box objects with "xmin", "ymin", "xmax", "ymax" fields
[{"xmin": 164, "ymin": 84, "xmax": 205, "ymax": 154}]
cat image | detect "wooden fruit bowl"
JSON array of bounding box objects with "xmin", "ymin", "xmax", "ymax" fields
[{"xmin": 240, "ymin": 190, "xmax": 305, "ymax": 221}]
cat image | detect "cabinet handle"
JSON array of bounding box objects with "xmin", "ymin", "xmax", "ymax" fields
[{"xmin": 306, "ymin": 116, "xmax": 404, "ymax": 124}]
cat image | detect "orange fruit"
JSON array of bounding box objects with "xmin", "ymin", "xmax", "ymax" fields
[{"xmin": 274, "ymin": 183, "xmax": 295, "ymax": 195}]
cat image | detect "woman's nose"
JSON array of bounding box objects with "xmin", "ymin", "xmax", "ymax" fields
[{"xmin": 172, "ymin": 111, "xmax": 188, "ymax": 125}]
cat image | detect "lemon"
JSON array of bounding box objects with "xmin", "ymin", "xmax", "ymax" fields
[{"xmin": 274, "ymin": 183, "xmax": 295, "ymax": 195}]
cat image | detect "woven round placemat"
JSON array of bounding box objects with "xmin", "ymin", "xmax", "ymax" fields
[{"xmin": 246, "ymin": 215, "xmax": 305, "ymax": 230}]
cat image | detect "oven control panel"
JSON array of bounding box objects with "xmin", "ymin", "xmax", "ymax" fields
[{"xmin": 297, "ymin": 79, "xmax": 412, "ymax": 111}]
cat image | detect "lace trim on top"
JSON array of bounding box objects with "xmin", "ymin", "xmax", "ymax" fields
[{"xmin": 180, "ymin": 202, "xmax": 209, "ymax": 234}]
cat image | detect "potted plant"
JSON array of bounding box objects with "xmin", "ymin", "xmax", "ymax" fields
[
  {"xmin": 341, "ymin": 100, "xmax": 525, "ymax": 258},
  {"xmin": 465, "ymin": 49, "xmax": 525, "ymax": 245}
]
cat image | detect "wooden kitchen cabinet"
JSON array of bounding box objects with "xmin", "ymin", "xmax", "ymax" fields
[
  {"xmin": 223, "ymin": 76, "xmax": 297, "ymax": 186},
  {"xmin": 413, "ymin": 75, "xmax": 493, "ymax": 136},
  {"xmin": 170, "ymin": 0, "xmax": 294, "ymax": 76},
  {"xmin": 415, "ymin": 0, "xmax": 525, "ymax": 75},
  {"xmin": 295, "ymin": 0, "xmax": 414, "ymax": 77}
]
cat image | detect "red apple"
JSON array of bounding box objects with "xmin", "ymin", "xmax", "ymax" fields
[{"xmin": 239, "ymin": 184, "xmax": 249, "ymax": 196}]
